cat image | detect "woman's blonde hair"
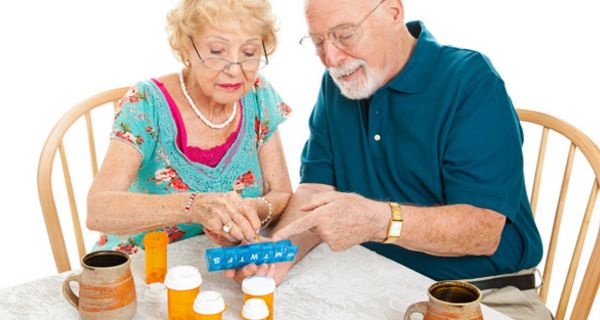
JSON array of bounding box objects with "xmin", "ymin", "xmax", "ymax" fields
[{"xmin": 167, "ymin": 0, "xmax": 278, "ymax": 63}]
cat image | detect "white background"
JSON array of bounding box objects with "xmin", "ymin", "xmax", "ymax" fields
[{"xmin": 0, "ymin": 0, "xmax": 598, "ymax": 318}]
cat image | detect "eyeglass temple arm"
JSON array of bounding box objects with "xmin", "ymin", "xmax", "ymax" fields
[
  {"xmin": 356, "ymin": 0, "xmax": 387, "ymax": 28},
  {"xmin": 189, "ymin": 36, "xmax": 205, "ymax": 62},
  {"xmin": 262, "ymin": 40, "xmax": 269, "ymax": 65}
]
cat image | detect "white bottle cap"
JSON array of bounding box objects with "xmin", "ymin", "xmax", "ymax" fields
[
  {"xmin": 242, "ymin": 276, "xmax": 276, "ymax": 296},
  {"xmin": 193, "ymin": 290, "xmax": 225, "ymax": 315},
  {"xmin": 164, "ymin": 265, "xmax": 203, "ymax": 291},
  {"xmin": 144, "ymin": 282, "xmax": 167, "ymax": 303},
  {"xmin": 242, "ymin": 298, "xmax": 269, "ymax": 320}
]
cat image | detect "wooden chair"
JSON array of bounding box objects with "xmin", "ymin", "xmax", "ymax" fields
[
  {"xmin": 518, "ymin": 109, "xmax": 600, "ymax": 320},
  {"xmin": 37, "ymin": 87, "xmax": 129, "ymax": 273}
]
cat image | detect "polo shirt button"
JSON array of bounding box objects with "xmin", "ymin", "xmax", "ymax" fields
[{"xmin": 374, "ymin": 134, "xmax": 381, "ymax": 141}]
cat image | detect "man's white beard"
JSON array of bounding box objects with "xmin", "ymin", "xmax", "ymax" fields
[{"xmin": 328, "ymin": 59, "xmax": 386, "ymax": 100}]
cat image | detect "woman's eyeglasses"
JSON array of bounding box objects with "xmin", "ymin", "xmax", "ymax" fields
[{"xmin": 189, "ymin": 37, "xmax": 269, "ymax": 72}]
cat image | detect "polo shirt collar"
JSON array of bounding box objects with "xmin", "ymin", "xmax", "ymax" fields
[{"xmin": 384, "ymin": 21, "xmax": 442, "ymax": 94}]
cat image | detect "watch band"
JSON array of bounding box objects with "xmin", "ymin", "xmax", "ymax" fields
[{"xmin": 384, "ymin": 202, "xmax": 403, "ymax": 243}]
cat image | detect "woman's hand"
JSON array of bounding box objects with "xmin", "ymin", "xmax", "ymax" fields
[
  {"xmin": 191, "ymin": 191, "xmax": 261, "ymax": 243},
  {"xmin": 204, "ymin": 227, "xmax": 241, "ymax": 247},
  {"xmin": 223, "ymin": 261, "xmax": 290, "ymax": 286}
]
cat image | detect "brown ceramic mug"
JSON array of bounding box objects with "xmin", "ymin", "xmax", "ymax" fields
[
  {"xmin": 404, "ymin": 281, "xmax": 483, "ymax": 320},
  {"xmin": 62, "ymin": 250, "xmax": 137, "ymax": 320}
]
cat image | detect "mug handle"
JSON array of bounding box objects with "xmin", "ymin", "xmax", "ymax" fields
[
  {"xmin": 62, "ymin": 272, "xmax": 81, "ymax": 309},
  {"xmin": 404, "ymin": 301, "xmax": 428, "ymax": 320}
]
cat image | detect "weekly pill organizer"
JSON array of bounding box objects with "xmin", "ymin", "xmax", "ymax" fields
[{"xmin": 205, "ymin": 240, "xmax": 299, "ymax": 272}]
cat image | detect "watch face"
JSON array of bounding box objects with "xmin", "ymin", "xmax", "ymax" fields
[{"xmin": 389, "ymin": 221, "xmax": 402, "ymax": 237}]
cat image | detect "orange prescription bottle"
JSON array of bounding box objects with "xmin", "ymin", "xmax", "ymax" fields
[{"xmin": 143, "ymin": 231, "xmax": 168, "ymax": 284}]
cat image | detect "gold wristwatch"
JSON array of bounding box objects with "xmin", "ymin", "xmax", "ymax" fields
[{"xmin": 384, "ymin": 202, "xmax": 403, "ymax": 243}]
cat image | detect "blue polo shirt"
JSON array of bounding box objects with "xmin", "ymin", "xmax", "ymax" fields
[{"xmin": 299, "ymin": 21, "xmax": 543, "ymax": 280}]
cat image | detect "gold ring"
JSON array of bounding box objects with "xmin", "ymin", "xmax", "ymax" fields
[{"xmin": 222, "ymin": 221, "xmax": 233, "ymax": 233}]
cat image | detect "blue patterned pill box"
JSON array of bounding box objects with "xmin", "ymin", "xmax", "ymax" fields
[{"xmin": 205, "ymin": 240, "xmax": 298, "ymax": 272}]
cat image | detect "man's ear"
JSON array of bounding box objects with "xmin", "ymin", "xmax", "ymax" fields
[{"xmin": 387, "ymin": 0, "xmax": 405, "ymax": 24}]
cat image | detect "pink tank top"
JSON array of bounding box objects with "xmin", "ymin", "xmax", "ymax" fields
[{"xmin": 151, "ymin": 79, "xmax": 242, "ymax": 168}]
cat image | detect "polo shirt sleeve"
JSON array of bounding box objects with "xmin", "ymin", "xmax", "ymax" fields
[
  {"xmin": 300, "ymin": 74, "xmax": 335, "ymax": 186},
  {"xmin": 442, "ymin": 74, "xmax": 524, "ymax": 222}
]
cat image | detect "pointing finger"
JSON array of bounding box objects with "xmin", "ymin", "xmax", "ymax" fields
[
  {"xmin": 299, "ymin": 191, "xmax": 340, "ymax": 211},
  {"xmin": 272, "ymin": 210, "xmax": 321, "ymax": 241},
  {"xmin": 242, "ymin": 200, "xmax": 261, "ymax": 231}
]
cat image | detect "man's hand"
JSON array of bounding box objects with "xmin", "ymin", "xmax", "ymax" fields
[{"xmin": 273, "ymin": 191, "xmax": 389, "ymax": 251}]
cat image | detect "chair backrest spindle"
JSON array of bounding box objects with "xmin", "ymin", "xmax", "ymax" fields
[
  {"xmin": 58, "ymin": 141, "xmax": 86, "ymax": 261},
  {"xmin": 555, "ymin": 180, "xmax": 599, "ymax": 319},
  {"xmin": 540, "ymin": 143, "xmax": 576, "ymax": 302},
  {"xmin": 571, "ymin": 204, "xmax": 600, "ymax": 319},
  {"xmin": 530, "ymin": 127, "xmax": 549, "ymax": 216},
  {"xmin": 85, "ymin": 111, "xmax": 98, "ymax": 177}
]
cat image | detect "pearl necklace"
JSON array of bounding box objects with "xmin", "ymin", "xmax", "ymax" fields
[{"xmin": 179, "ymin": 70, "xmax": 237, "ymax": 129}]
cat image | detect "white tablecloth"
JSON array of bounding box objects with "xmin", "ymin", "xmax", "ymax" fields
[{"xmin": 0, "ymin": 236, "xmax": 511, "ymax": 319}]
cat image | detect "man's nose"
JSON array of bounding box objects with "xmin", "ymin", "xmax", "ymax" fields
[{"xmin": 322, "ymin": 40, "xmax": 347, "ymax": 67}]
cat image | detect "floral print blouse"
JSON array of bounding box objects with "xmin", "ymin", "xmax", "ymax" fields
[{"xmin": 93, "ymin": 75, "xmax": 291, "ymax": 254}]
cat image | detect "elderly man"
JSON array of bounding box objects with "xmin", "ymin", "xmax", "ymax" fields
[{"xmin": 265, "ymin": 0, "xmax": 552, "ymax": 319}]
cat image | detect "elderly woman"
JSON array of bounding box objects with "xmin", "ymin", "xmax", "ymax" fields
[{"xmin": 87, "ymin": 0, "xmax": 292, "ymax": 253}]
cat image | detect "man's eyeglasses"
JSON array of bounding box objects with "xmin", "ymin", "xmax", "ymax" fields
[
  {"xmin": 299, "ymin": 0, "xmax": 387, "ymax": 55},
  {"xmin": 189, "ymin": 36, "xmax": 269, "ymax": 72}
]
